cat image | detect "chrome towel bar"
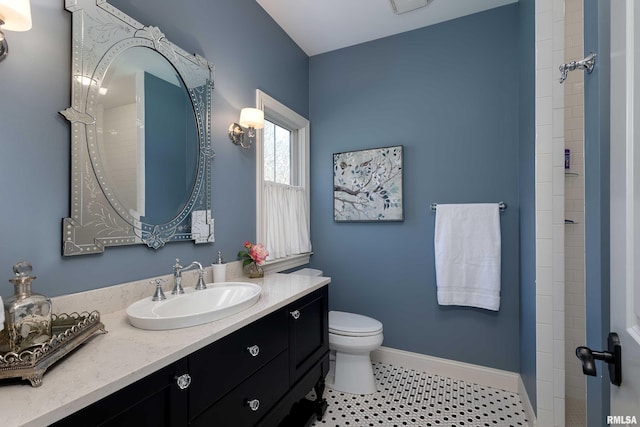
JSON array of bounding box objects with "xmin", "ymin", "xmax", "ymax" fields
[{"xmin": 430, "ymin": 202, "xmax": 507, "ymax": 212}]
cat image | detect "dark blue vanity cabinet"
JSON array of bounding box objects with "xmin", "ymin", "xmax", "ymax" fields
[
  {"xmin": 51, "ymin": 359, "xmax": 190, "ymax": 427},
  {"xmin": 53, "ymin": 286, "xmax": 329, "ymax": 427}
]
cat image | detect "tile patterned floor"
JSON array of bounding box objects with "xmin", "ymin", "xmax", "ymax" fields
[{"xmin": 311, "ymin": 362, "xmax": 529, "ymax": 427}]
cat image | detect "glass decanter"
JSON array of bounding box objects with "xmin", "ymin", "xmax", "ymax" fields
[{"xmin": 3, "ymin": 261, "xmax": 52, "ymax": 353}]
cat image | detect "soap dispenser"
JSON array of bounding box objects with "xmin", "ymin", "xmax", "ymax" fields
[
  {"xmin": 211, "ymin": 251, "xmax": 226, "ymax": 283},
  {"xmin": 3, "ymin": 261, "xmax": 52, "ymax": 353}
]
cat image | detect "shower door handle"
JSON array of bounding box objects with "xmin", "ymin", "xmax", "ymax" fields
[{"xmin": 575, "ymin": 332, "xmax": 622, "ymax": 386}]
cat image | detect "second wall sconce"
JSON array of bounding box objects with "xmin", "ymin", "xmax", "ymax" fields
[
  {"xmin": 0, "ymin": 0, "xmax": 32, "ymax": 63},
  {"xmin": 228, "ymin": 107, "xmax": 264, "ymax": 149}
]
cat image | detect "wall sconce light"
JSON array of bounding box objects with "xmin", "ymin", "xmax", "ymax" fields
[
  {"xmin": 0, "ymin": 0, "xmax": 32, "ymax": 63},
  {"xmin": 228, "ymin": 108, "xmax": 264, "ymax": 149}
]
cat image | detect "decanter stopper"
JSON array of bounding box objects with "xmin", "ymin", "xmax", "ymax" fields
[{"xmin": 13, "ymin": 260, "xmax": 33, "ymax": 277}]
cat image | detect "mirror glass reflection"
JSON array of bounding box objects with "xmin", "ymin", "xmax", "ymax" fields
[{"xmin": 95, "ymin": 46, "xmax": 198, "ymax": 225}]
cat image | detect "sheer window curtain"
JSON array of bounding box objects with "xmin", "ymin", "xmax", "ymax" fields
[{"xmin": 264, "ymin": 181, "xmax": 311, "ymax": 260}]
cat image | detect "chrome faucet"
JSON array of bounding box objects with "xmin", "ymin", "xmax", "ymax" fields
[{"xmin": 172, "ymin": 259, "xmax": 206, "ymax": 294}]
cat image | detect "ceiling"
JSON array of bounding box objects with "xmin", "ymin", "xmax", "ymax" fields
[{"xmin": 256, "ymin": 0, "xmax": 518, "ymax": 57}]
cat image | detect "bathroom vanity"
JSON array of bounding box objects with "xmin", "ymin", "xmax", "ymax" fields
[{"xmin": 0, "ymin": 272, "xmax": 329, "ymax": 427}]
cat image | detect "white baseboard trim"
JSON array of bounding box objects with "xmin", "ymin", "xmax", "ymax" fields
[
  {"xmin": 371, "ymin": 346, "xmax": 520, "ymax": 393},
  {"xmin": 518, "ymin": 376, "xmax": 537, "ymax": 427}
]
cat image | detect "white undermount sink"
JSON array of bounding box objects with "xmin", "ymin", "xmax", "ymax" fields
[{"xmin": 126, "ymin": 282, "xmax": 262, "ymax": 330}]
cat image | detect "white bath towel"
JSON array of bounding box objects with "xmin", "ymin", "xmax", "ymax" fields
[
  {"xmin": 0, "ymin": 296, "xmax": 4, "ymax": 331},
  {"xmin": 434, "ymin": 203, "xmax": 501, "ymax": 311}
]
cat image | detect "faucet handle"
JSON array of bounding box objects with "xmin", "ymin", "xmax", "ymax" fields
[
  {"xmin": 150, "ymin": 278, "xmax": 168, "ymax": 301},
  {"xmin": 173, "ymin": 258, "xmax": 182, "ymax": 271}
]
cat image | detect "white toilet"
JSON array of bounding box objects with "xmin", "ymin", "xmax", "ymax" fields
[
  {"xmin": 328, "ymin": 311, "xmax": 384, "ymax": 395},
  {"xmin": 288, "ymin": 268, "xmax": 384, "ymax": 395}
]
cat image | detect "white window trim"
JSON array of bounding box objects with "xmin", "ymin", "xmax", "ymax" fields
[{"xmin": 255, "ymin": 90, "xmax": 311, "ymax": 273}]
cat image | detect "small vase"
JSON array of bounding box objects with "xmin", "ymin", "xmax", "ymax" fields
[{"xmin": 246, "ymin": 262, "xmax": 264, "ymax": 278}]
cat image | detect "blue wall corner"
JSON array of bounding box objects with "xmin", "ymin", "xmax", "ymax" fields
[
  {"xmin": 309, "ymin": 4, "xmax": 524, "ymax": 372},
  {"xmin": 517, "ymin": 0, "xmax": 537, "ymax": 411}
]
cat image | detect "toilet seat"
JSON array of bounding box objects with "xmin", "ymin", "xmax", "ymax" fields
[{"xmin": 329, "ymin": 311, "xmax": 383, "ymax": 337}]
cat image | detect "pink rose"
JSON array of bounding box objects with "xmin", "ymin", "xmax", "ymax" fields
[{"xmin": 249, "ymin": 243, "xmax": 269, "ymax": 265}]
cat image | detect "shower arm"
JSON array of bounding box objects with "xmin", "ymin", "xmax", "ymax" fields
[{"xmin": 559, "ymin": 52, "xmax": 597, "ymax": 83}]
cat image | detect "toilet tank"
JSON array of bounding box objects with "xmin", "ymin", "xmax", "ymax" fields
[{"xmin": 289, "ymin": 268, "xmax": 323, "ymax": 277}]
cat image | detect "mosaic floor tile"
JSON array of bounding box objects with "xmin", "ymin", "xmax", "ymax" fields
[{"xmin": 311, "ymin": 362, "xmax": 529, "ymax": 427}]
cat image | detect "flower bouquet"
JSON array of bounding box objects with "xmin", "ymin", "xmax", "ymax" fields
[{"xmin": 238, "ymin": 241, "xmax": 269, "ymax": 278}]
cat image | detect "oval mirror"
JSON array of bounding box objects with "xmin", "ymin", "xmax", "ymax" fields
[
  {"xmin": 61, "ymin": 1, "xmax": 215, "ymax": 256},
  {"xmin": 95, "ymin": 46, "xmax": 199, "ymax": 226}
]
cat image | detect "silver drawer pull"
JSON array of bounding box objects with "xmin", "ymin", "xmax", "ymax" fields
[
  {"xmin": 247, "ymin": 345, "xmax": 260, "ymax": 357},
  {"xmin": 175, "ymin": 374, "xmax": 191, "ymax": 390},
  {"xmin": 246, "ymin": 398, "xmax": 260, "ymax": 411},
  {"xmin": 290, "ymin": 310, "xmax": 300, "ymax": 320}
]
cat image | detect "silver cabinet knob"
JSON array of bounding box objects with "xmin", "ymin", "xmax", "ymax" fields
[
  {"xmin": 247, "ymin": 345, "xmax": 260, "ymax": 357},
  {"xmin": 175, "ymin": 373, "xmax": 191, "ymax": 390},
  {"xmin": 246, "ymin": 398, "xmax": 260, "ymax": 411},
  {"xmin": 290, "ymin": 310, "xmax": 300, "ymax": 320}
]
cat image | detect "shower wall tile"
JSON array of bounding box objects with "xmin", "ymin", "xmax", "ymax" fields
[
  {"xmin": 537, "ymin": 210, "xmax": 553, "ymax": 238},
  {"xmin": 554, "ymin": 397, "xmax": 566, "ymax": 425},
  {"xmin": 537, "ymin": 39, "xmax": 553, "ymax": 68},
  {"xmin": 536, "ymin": 0, "xmax": 552, "ymax": 14},
  {"xmin": 537, "ymin": 0, "xmax": 565, "ymax": 422},
  {"xmin": 536, "ymin": 11, "xmax": 553, "ymax": 41},
  {"xmin": 553, "ymin": 0, "xmax": 565, "ymax": 20},
  {"xmin": 553, "ymin": 310, "xmax": 565, "ymax": 341},
  {"xmin": 537, "ymin": 153, "xmax": 553, "ymax": 183},
  {"xmin": 554, "ymin": 370, "xmax": 566, "ymax": 396},
  {"xmin": 553, "ymin": 110, "xmax": 565, "ymax": 138},
  {"xmin": 554, "ymin": 339, "xmax": 565, "ymax": 369},
  {"xmin": 553, "ymin": 280, "xmax": 565, "ymax": 311},
  {"xmin": 537, "ymin": 266, "xmax": 553, "ymax": 296},
  {"xmin": 537, "ymin": 378, "xmax": 554, "ymax": 409},
  {"xmin": 537, "ymin": 94, "xmax": 553, "ymax": 125},
  {"xmin": 537, "ymin": 352, "xmax": 554, "ymax": 382},
  {"xmin": 536, "ymin": 236, "xmax": 553, "ymax": 266},
  {"xmin": 538, "ymin": 67, "xmax": 553, "ymax": 97},
  {"xmin": 553, "ymin": 195, "xmax": 564, "ymax": 224},
  {"xmin": 563, "ymin": 0, "xmax": 586, "ymax": 415},
  {"xmin": 537, "ymin": 294, "xmax": 553, "ymax": 323},
  {"xmin": 538, "ymin": 124, "xmax": 553, "ymax": 154}
]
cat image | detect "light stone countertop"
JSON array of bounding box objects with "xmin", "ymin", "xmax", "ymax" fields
[{"xmin": 0, "ymin": 266, "xmax": 330, "ymax": 427}]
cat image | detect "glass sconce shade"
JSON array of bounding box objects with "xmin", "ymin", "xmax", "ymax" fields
[
  {"xmin": 239, "ymin": 108, "xmax": 264, "ymax": 130},
  {"xmin": 0, "ymin": 0, "xmax": 32, "ymax": 31}
]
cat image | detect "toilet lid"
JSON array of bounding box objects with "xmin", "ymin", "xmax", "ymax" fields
[{"xmin": 329, "ymin": 311, "xmax": 383, "ymax": 336}]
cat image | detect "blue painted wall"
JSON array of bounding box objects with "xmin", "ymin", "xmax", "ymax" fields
[
  {"xmin": 309, "ymin": 5, "xmax": 523, "ymax": 371},
  {"xmin": 518, "ymin": 0, "xmax": 537, "ymax": 410},
  {"xmin": 584, "ymin": 0, "xmax": 611, "ymax": 424},
  {"xmin": 0, "ymin": 0, "xmax": 538, "ymax": 380},
  {"xmin": 0, "ymin": 0, "xmax": 308, "ymax": 297}
]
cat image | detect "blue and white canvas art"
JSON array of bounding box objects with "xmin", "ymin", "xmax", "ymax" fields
[{"xmin": 333, "ymin": 145, "xmax": 404, "ymax": 222}]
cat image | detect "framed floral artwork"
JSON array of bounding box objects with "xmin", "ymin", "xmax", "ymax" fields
[{"xmin": 333, "ymin": 145, "xmax": 404, "ymax": 222}]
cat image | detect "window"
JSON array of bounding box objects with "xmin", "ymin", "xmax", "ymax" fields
[
  {"xmin": 263, "ymin": 120, "xmax": 292, "ymax": 185},
  {"xmin": 256, "ymin": 90, "xmax": 311, "ymax": 272}
]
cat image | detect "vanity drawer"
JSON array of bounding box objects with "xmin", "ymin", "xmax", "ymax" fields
[
  {"xmin": 188, "ymin": 309, "xmax": 288, "ymax": 420},
  {"xmin": 190, "ymin": 350, "xmax": 289, "ymax": 427}
]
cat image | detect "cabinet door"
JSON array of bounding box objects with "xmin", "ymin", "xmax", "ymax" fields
[
  {"xmin": 190, "ymin": 351, "xmax": 289, "ymax": 427},
  {"xmin": 188, "ymin": 309, "xmax": 288, "ymax": 421},
  {"xmin": 288, "ymin": 286, "xmax": 329, "ymax": 384},
  {"xmin": 51, "ymin": 358, "xmax": 189, "ymax": 427}
]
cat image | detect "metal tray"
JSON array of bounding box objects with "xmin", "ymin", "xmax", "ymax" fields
[{"xmin": 0, "ymin": 311, "xmax": 106, "ymax": 387}]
